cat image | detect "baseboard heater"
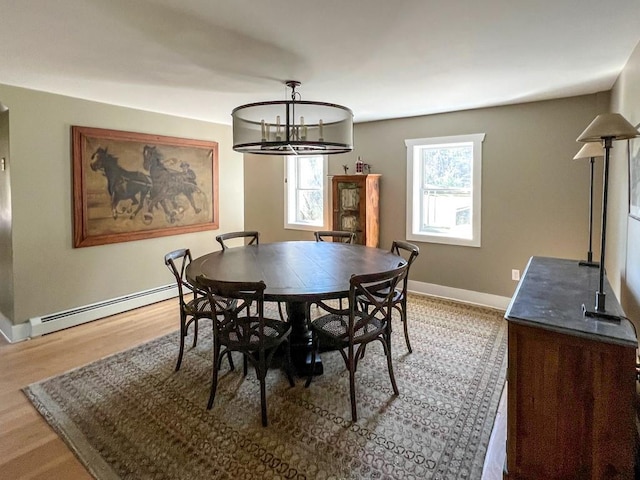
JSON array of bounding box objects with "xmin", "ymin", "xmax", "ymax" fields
[{"xmin": 28, "ymin": 284, "xmax": 178, "ymax": 337}]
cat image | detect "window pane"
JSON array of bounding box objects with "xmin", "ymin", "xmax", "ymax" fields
[
  {"xmin": 420, "ymin": 143, "xmax": 473, "ymax": 238},
  {"xmin": 298, "ymin": 157, "xmax": 322, "ymax": 189},
  {"xmin": 405, "ymin": 133, "xmax": 483, "ymax": 247},
  {"xmin": 421, "ymin": 190, "xmax": 472, "ymax": 238},
  {"xmin": 421, "ymin": 144, "xmax": 472, "ymax": 189},
  {"xmin": 296, "ymin": 190, "xmax": 323, "ymax": 223}
]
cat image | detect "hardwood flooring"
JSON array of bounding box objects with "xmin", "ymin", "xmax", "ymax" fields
[
  {"xmin": 0, "ymin": 299, "xmax": 179, "ymax": 479},
  {"xmin": 0, "ymin": 297, "xmax": 505, "ymax": 479}
]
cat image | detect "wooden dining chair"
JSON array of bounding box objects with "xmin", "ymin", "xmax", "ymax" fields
[
  {"xmin": 314, "ymin": 230, "xmax": 356, "ymax": 244},
  {"xmin": 196, "ymin": 276, "xmax": 295, "ymax": 426},
  {"xmin": 216, "ymin": 231, "xmax": 260, "ymax": 250},
  {"xmin": 305, "ymin": 263, "xmax": 408, "ymax": 422},
  {"xmin": 357, "ymin": 240, "xmax": 420, "ymax": 353},
  {"xmin": 164, "ymin": 248, "xmax": 235, "ymax": 372},
  {"xmin": 216, "ymin": 230, "xmax": 288, "ymax": 322}
]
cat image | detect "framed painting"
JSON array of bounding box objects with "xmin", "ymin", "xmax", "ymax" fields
[
  {"xmin": 72, "ymin": 126, "xmax": 219, "ymax": 247},
  {"xmin": 631, "ymin": 131, "xmax": 640, "ymax": 221}
]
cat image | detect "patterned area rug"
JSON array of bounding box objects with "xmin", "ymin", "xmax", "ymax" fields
[{"xmin": 24, "ymin": 294, "xmax": 507, "ymax": 479}]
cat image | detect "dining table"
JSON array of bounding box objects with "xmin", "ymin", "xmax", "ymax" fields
[{"xmin": 186, "ymin": 240, "xmax": 405, "ymax": 376}]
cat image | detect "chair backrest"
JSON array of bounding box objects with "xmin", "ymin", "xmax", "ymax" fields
[
  {"xmin": 347, "ymin": 263, "xmax": 408, "ymax": 340},
  {"xmin": 390, "ymin": 240, "xmax": 419, "ymax": 267},
  {"xmin": 164, "ymin": 248, "xmax": 196, "ymax": 306},
  {"xmin": 196, "ymin": 276, "xmax": 267, "ymax": 344},
  {"xmin": 314, "ymin": 230, "xmax": 356, "ymax": 244},
  {"xmin": 390, "ymin": 240, "xmax": 419, "ymax": 295},
  {"xmin": 216, "ymin": 231, "xmax": 260, "ymax": 250}
]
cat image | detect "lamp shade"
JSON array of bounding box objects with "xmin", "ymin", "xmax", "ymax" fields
[
  {"xmin": 232, "ymin": 81, "xmax": 353, "ymax": 155},
  {"xmin": 573, "ymin": 142, "xmax": 604, "ymax": 160},
  {"xmin": 577, "ymin": 113, "xmax": 639, "ymax": 142}
]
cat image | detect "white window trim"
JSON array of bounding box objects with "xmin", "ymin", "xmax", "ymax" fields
[
  {"xmin": 405, "ymin": 133, "xmax": 485, "ymax": 247},
  {"xmin": 284, "ymin": 155, "xmax": 329, "ymax": 232}
]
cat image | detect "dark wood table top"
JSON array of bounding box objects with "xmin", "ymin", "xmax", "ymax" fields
[{"xmin": 186, "ymin": 241, "xmax": 405, "ymax": 302}]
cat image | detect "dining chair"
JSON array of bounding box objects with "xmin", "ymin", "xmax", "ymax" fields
[
  {"xmin": 216, "ymin": 230, "xmax": 260, "ymax": 250},
  {"xmin": 314, "ymin": 230, "xmax": 356, "ymax": 244},
  {"xmin": 305, "ymin": 263, "xmax": 408, "ymax": 422},
  {"xmin": 196, "ymin": 276, "xmax": 295, "ymax": 427},
  {"xmin": 358, "ymin": 240, "xmax": 420, "ymax": 353},
  {"xmin": 164, "ymin": 248, "xmax": 235, "ymax": 372},
  {"xmin": 216, "ymin": 230, "xmax": 287, "ymax": 322}
]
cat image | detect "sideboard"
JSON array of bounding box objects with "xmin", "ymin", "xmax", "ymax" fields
[{"xmin": 504, "ymin": 256, "xmax": 637, "ymax": 479}]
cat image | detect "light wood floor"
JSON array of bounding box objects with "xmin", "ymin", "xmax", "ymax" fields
[
  {"xmin": 0, "ymin": 298, "xmax": 505, "ymax": 479},
  {"xmin": 0, "ymin": 299, "xmax": 180, "ymax": 479}
]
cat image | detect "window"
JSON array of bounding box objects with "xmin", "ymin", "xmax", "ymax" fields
[
  {"xmin": 284, "ymin": 155, "xmax": 328, "ymax": 231},
  {"xmin": 406, "ymin": 133, "xmax": 485, "ymax": 247}
]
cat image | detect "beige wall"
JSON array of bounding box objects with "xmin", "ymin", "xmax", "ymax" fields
[
  {"xmin": 0, "ymin": 84, "xmax": 244, "ymax": 325},
  {"xmin": 245, "ymin": 93, "xmax": 609, "ymax": 298},
  {"xmin": 610, "ymin": 40, "xmax": 640, "ymax": 327}
]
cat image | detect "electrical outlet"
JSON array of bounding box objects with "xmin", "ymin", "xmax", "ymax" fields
[{"xmin": 512, "ymin": 269, "xmax": 520, "ymax": 281}]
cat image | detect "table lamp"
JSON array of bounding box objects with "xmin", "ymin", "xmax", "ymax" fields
[
  {"xmin": 577, "ymin": 113, "xmax": 639, "ymax": 321},
  {"xmin": 573, "ymin": 142, "xmax": 604, "ymax": 267}
]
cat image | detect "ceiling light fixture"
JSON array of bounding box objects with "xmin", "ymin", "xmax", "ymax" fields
[{"xmin": 232, "ymin": 80, "xmax": 353, "ymax": 155}]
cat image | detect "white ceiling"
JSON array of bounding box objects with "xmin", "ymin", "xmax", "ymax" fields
[{"xmin": 1, "ymin": 0, "xmax": 639, "ymax": 125}]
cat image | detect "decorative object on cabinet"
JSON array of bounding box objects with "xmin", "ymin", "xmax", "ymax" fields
[
  {"xmin": 576, "ymin": 113, "xmax": 639, "ymax": 320},
  {"xmin": 504, "ymin": 256, "xmax": 636, "ymax": 480},
  {"xmin": 231, "ymin": 80, "xmax": 353, "ymax": 155},
  {"xmin": 331, "ymin": 174, "xmax": 380, "ymax": 247},
  {"xmin": 572, "ymin": 142, "xmax": 603, "ymax": 267},
  {"xmin": 72, "ymin": 126, "xmax": 219, "ymax": 248}
]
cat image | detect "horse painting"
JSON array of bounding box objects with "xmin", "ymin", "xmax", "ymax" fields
[
  {"xmin": 90, "ymin": 147, "xmax": 152, "ymax": 220},
  {"xmin": 142, "ymin": 145, "xmax": 204, "ymax": 224}
]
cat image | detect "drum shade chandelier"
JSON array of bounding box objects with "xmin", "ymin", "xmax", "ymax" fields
[{"xmin": 232, "ymin": 81, "xmax": 353, "ymax": 155}]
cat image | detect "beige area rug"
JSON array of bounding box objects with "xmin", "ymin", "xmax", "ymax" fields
[{"xmin": 24, "ymin": 294, "xmax": 507, "ymax": 480}]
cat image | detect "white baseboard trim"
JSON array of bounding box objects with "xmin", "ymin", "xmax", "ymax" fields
[
  {"xmin": 0, "ymin": 284, "xmax": 178, "ymax": 343},
  {"xmin": 408, "ymin": 280, "xmax": 511, "ymax": 311},
  {"xmin": 0, "ymin": 311, "xmax": 30, "ymax": 343}
]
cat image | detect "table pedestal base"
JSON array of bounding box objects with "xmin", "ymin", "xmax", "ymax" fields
[{"xmin": 286, "ymin": 301, "xmax": 323, "ymax": 377}]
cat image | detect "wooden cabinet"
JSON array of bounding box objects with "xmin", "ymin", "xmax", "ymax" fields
[
  {"xmin": 331, "ymin": 174, "xmax": 380, "ymax": 247},
  {"xmin": 504, "ymin": 257, "xmax": 637, "ymax": 480}
]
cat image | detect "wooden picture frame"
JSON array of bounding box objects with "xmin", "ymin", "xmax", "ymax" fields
[{"xmin": 72, "ymin": 126, "xmax": 219, "ymax": 247}]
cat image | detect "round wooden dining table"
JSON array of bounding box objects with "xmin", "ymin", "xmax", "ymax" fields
[{"xmin": 186, "ymin": 241, "xmax": 405, "ymax": 376}]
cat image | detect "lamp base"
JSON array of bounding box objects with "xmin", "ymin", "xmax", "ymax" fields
[
  {"xmin": 578, "ymin": 260, "xmax": 599, "ymax": 268},
  {"xmin": 582, "ymin": 303, "xmax": 622, "ymax": 323}
]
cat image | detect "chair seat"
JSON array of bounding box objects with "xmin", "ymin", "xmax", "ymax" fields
[
  {"xmin": 356, "ymin": 287, "xmax": 402, "ymax": 305},
  {"xmin": 220, "ymin": 316, "xmax": 290, "ymax": 350},
  {"xmin": 184, "ymin": 295, "xmax": 213, "ymax": 316},
  {"xmin": 311, "ymin": 313, "xmax": 384, "ymax": 345}
]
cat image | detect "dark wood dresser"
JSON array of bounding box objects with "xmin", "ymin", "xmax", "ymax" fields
[{"xmin": 504, "ymin": 256, "xmax": 637, "ymax": 479}]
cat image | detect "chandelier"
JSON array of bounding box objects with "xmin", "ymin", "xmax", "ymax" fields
[{"xmin": 232, "ymin": 81, "xmax": 353, "ymax": 155}]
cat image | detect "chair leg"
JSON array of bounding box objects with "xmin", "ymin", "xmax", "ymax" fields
[
  {"xmin": 207, "ymin": 341, "xmax": 221, "ymax": 410},
  {"xmin": 348, "ymin": 350, "xmax": 358, "ymax": 422},
  {"xmin": 192, "ymin": 317, "xmax": 199, "ymax": 348},
  {"xmin": 400, "ymin": 300, "xmax": 412, "ymax": 353},
  {"xmin": 175, "ymin": 317, "xmax": 187, "ymax": 372},
  {"xmin": 259, "ymin": 369, "xmax": 268, "ymax": 427},
  {"xmin": 382, "ymin": 333, "xmax": 399, "ymax": 395},
  {"xmin": 226, "ymin": 351, "xmax": 235, "ymax": 371}
]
